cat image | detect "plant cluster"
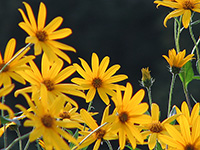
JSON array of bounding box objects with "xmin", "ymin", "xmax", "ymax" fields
[{"xmin": 0, "ymin": 1, "xmax": 200, "ymax": 150}]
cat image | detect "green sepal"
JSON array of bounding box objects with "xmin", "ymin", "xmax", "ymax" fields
[
  {"xmin": 179, "ymin": 61, "xmax": 194, "ymax": 88},
  {"xmin": 125, "ymin": 145, "xmax": 141, "ymax": 150}
]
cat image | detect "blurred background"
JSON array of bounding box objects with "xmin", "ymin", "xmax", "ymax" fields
[{"xmin": 0, "ymin": 0, "xmax": 200, "ymax": 149}]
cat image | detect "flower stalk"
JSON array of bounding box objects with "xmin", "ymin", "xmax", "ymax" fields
[{"xmin": 168, "ymin": 73, "xmax": 176, "ymax": 117}]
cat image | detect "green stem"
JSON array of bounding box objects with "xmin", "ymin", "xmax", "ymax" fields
[
  {"xmin": 1, "ymin": 96, "xmax": 7, "ymax": 149},
  {"xmin": 0, "ymin": 43, "xmax": 33, "ymax": 73},
  {"xmin": 87, "ymin": 100, "xmax": 93, "ymax": 112},
  {"xmin": 24, "ymin": 139, "xmax": 30, "ymax": 150},
  {"xmin": 16, "ymin": 127, "xmax": 22, "ymax": 150},
  {"xmin": 168, "ymin": 73, "xmax": 176, "ymax": 117},
  {"xmin": 5, "ymin": 132, "xmax": 30, "ymax": 150},
  {"xmin": 105, "ymin": 140, "xmax": 113, "ymax": 150},
  {"xmin": 189, "ymin": 22, "xmax": 200, "ymax": 61},
  {"xmin": 73, "ymin": 122, "xmax": 108, "ymax": 150},
  {"xmin": 183, "ymin": 86, "xmax": 192, "ymax": 112},
  {"xmin": 174, "ymin": 17, "xmax": 182, "ymax": 53},
  {"xmin": 147, "ymin": 87, "xmax": 152, "ymax": 109}
]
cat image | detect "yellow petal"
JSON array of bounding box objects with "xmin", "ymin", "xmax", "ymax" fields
[
  {"xmin": 97, "ymin": 88, "xmax": 110, "ymax": 105},
  {"xmin": 151, "ymin": 103, "xmax": 160, "ymax": 121},
  {"xmin": 4, "ymin": 38, "xmax": 16, "ymax": 62},
  {"xmin": 86, "ymin": 88, "xmax": 96, "ymax": 103},
  {"xmin": 182, "ymin": 10, "xmax": 191, "ymax": 29},
  {"xmin": 48, "ymin": 28, "xmax": 72, "ymax": 40},
  {"xmin": 48, "ymin": 40, "xmax": 76, "ymax": 52},
  {"xmin": 37, "ymin": 2, "xmax": 46, "ymax": 30},
  {"xmin": 164, "ymin": 9, "xmax": 184, "ymax": 27},
  {"xmin": 99, "ymin": 56, "xmax": 109, "ymax": 77},
  {"xmin": 148, "ymin": 133, "xmax": 157, "ymax": 150},
  {"xmin": 91, "ymin": 53, "xmax": 99, "ymax": 77},
  {"xmin": 0, "ymin": 103, "xmax": 14, "ymax": 119},
  {"xmin": 80, "ymin": 109, "xmax": 98, "ymax": 130},
  {"xmin": 44, "ymin": 16, "xmax": 63, "ymax": 33},
  {"xmin": 23, "ymin": 2, "xmax": 37, "ymax": 32}
]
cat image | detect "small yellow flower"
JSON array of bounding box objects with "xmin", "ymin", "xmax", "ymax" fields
[
  {"xmin": 141, "ymin": 67, "xmax": 154, "ymax": 89},
  {"xmin": 15, "ymin": 54, "xmax": 85, "ymax": 108},
  {"xmin": 108, "ymin": 82, "xmax": 151, "ymax": 149},
  {"xmin": 78, "ymin": 106, "xmax": 117, "ymax": 150},
  {"xmin": 71, "ymin": 53, "xmax": 128, "ymax": 105},
  {"xmin": 16, "ymin": 95, "xmax": 80, "ymax": 150},
  {"xmin": 0, "ymin": 38, "xmax": 34, "ymax": 86},
  {"xmin": 162, "ymin": 49, "xmax": 194, "ymax": 74},
  {"xmin": 141, "ymin": 103, "xmax": 180, "ymax": 150},
  {"xmin": 154, "ymin": 0, "xmax": 200, "ymax": 28},
  {"xmin": 159, "ymin": 115, "xmax": 200, "ymax": 150},
  {"xmin": 18, "ymin": 2, "xmax": 76, "ymax": 63}
]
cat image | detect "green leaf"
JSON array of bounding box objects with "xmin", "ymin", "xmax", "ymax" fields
[
  {"xmin": 196, "ymin": 60, "xmax": 200, "ymax": 74},
  {"xmin": 125, "ymin": 145, "xmax": 141, "ymax": 150},
  {"xmin": 179, "ymin": 61, "xmax": 194, "ymax": 87},
  {"xmin": 0, "ymin": 116, "xmax": 20, "ymax": 126},
  {"xmin": 155, "ymin": 141, "xmax": 164, "ymax": 150}
]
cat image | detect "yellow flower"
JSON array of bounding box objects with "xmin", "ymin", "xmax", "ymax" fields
[
  {"xmin": 159, "ymin": 115, "xmax": 200, "ymax": 150},
  {"xmin": 141, "ymin": 67, "xmax": 154, "ymax": 89},
  {"xmin": 0, "ymin": 38, "xmax": 34, "ymax": 86},
  {"xmin": 77, "ymin": 106, "xmax": 118, "ymax": 150},
  {"xmin": 108, "ymin": 82, "xmax": 151, "ymax": 149},
  {"xmin": 71, "ymin": 53, "xmax": 128, "ymax": 105},
  {"xmin": 154, "ymin": 0, "xmax": 200, "ymax": 28},
  {"xmin": 141, "ymin": 103, "xmax": 180, "ymax": 150},
  {"xmin": 18, "ymin": 2, "xmax": 76, "ymax": 63},
  {"xmin": 162, "ymin": 49, "xmax": 194, "ymax": 74},
  {"xmin": 16, "ymin": 95, "xmax": 80, "ymax": 150},
  {"xmin": 15, "ymin": 54, "xmax": 85, "ymax": 108},
  {"xmin": 175, "ymin": 101, "xmax": 199, "ymax": 127}
]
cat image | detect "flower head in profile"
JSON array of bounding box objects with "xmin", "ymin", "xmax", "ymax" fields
[
  {"xmin": 108, "ymin": 82, "xmax": 151, "ymax": 149},
  {"xmin": 15, "ymin": 54, "xmax": 85, "ymax": 108},
  {"xmin": 154, "ymin": 0, "xmax": 200, "ymax": 28},
  {"xmin": 71, "ymin": 53, "xmax": 128, "ymax": 105},
  {"xmin": 159, "ymin": 115, "xmax": 200, "ymax": 150},
  {"xmin": 162, "ymin": 49, "xmax": 194, "ymax": 74},
  {"xmin": 77, "ymin": 106, "xmax": 117, "ymax": 150},
  {"xmin": 141, "ymin": 103, "xmax": 180, "ymax": 150},
  {"xmin": 0, "ymin": 38, "xmax": 34, "ymax": 86},
  {"xmin": 18, "ymin": 2, "xmax": 76, "ymax": 63},
  {"xmin": 141, "ymin": 67, "xmax": 154, "ymax": 89},
  {"xmin": 175, "ymin": 101, "xmax": 199, "ymax": 127},
  {"xmin": 16, "ymin": 95, "xmax": 81, "ymax": 150}
]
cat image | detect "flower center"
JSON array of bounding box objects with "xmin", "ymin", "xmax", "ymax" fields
[
  {"xmin": 119, "ymin": 112, "xmax": 129, "ymax": 123},
  {"xmin": 59, "ymin": 111, "xmax": 71, "ymax": 119},
  {"xmin": 92, "ymin": 78, "xmax": 102, "ymax": 88},
  {"xmin": 41, "ymin": 114, "xmax": 54, "ymax": 128},
  {"xmin": 96, "ymin": 129, "xmax": 106, "ymax": 139},
  {"xmin": 171, "ymin": 66, "xmax": 181, "ymax": 74},
  {"xmin": 36, "ymin": 30, "xmax": 48, "ymax": 41},
  {"xmin": 0, "ymin": 63, "xmax": 9, "ymax": 72},
  {"xmin": 43, "ymin": 79, "xmax": 54, "ymax": 91},
  {"xmin": 184, "ymin": 144, "xmax": 197, "ymax": 150},
  {"xmin": 183, "ymin": 1, "xmax": 194, "ymax": 10},
  {"xmin": 150, "ymin": 121, "xmax": 163, "ymax": 133}
]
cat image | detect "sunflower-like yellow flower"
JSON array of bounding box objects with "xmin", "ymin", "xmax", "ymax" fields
[
  {"xmin": 71, "ymin": 53, "xmax": 128, "ymax": 105},
  {"xmin": 141, "ymin": 103, "xmax": 180, "ymax": 150},
  {"xmin": 108, "ymin": 82, "xmax": 151, "ymax": 149},
  {"xmin": 15, "ymin": 54, "xmax": 85, "ymax": 108},
  {"xmin": 162, "ymin": 49, "xmax": 194, "ymax": 74},
  {"xmin": 77, "ymin": 106, "xmax": 118, "ymax": 150},
  {"xmin": 159, "ymin": 115, "xmax": 200, "ymax": 150},
  {"xmin": 16, "ymin": 95, "xmax": 81, "ymax": 150},
  {"xmin": 175, "ymin": 101, "xmax": 199, "ymax": 127},
  {"xmin": 18, "ymin": 2, "xmax": 76, "ymax": 63},
  {"xmin": 154, "ymin": 0, "xmax": 200, "ymax": 28},
  {"xmin": 0, "ymin": 38, "xmax": 34, "ymax": 86}
]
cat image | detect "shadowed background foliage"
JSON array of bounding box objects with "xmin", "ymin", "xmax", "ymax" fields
[{"xmin": 0, "ymin": 0, "xmax": 200, "ymax": 149}]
